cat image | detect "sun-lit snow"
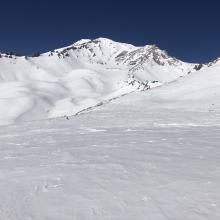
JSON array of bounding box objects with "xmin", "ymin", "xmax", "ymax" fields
[
  {"xmin": 0, "ymin": 60, "xmax": 220, "ymax": 219},
  {"xmin": 0, "ymin": 38, "xmax": 197, "ymax": 125},
  {"xmin": 0, "ymin": 38, "xmax": 220, "ymax": 219}
]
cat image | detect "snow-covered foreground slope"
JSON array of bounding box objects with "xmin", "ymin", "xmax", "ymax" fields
[
  {"xmin": 1, "ymin": 62, "xmax": 220, "ymax": 219},
  {"xmin": 1, "ymin": 38, "xmax": 220, "ymax": 219},
  {"xmin": 0, "ymin": 38, "xmax": 196, "ymax": 125}
]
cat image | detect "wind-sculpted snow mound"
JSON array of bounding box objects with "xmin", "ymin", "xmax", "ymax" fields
[
  {"xmin": 0, "ymin": 81, "xmax": 68, "ymax": 125},
  {"xmin": 0, "ymin": 68, "xmax": 113, "ymax": 125}
]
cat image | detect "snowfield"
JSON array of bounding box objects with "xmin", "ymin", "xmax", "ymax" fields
[
  {"xmin": 0, "ymin": 90, "xmax": 220, "ymax": 220},
  {"xmin": 0, "ymin": 38, "xmax": 220, "ymax": 219}
]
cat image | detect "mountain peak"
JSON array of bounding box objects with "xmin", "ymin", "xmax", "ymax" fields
[{"xmin": 73, "ymin": 39, "xmax": 91, "ymax": 46}]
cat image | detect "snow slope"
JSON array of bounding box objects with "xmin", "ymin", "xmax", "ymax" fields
[
  {"xmin": 0, "ymin": 62, "xmax": 220, "ymax": 219},
  {"xmin": 144, "ymin": 59, "xmax": 220, "ymax": 112},
  {"xmin": 0, "ymin": 42, "xmax": 220, "ymax": 219},
  {"xmin": 0, "ymin": 38, "xmax": 197, "ymax": 125}
]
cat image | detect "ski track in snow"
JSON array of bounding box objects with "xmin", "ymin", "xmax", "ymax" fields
[{"xmin": 0, "ymin": 91, "xmax": 220, "ymax": 220}]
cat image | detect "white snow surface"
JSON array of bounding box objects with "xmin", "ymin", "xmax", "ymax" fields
[
  {"xmin": 0, "ymin": 38, "xmax": 196, "ymax": 125},
  {"xmin": 1, "ymin": 38, "xmax": 220, "ymax": 219},
  {"xmin": 0, "ymin": 57, "xmax": 220, "ymax": 219}
]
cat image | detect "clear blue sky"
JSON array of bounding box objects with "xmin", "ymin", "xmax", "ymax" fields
[{"xmin": 0, "ymin": 0, "xmax": 219, "ymax": 63}]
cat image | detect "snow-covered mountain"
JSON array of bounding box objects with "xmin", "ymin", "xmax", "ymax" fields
[
  {"xmin": 1, "ymin": 50, "xmax": 220, "ymax": 220},
  {"xmin": 0, "ymin": 38, "xmax": 203, "ymax": 125},
  {"xmin": 1, "ymin": 39, "xmax": 220, "ymax": 220}
]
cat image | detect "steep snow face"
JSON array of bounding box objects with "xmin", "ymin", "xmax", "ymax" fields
[
  {"xmin": 71, "ymin": 38, "xmax": 136, "ymax": 66},
  {"xmin": 48, "ymin": 38, "xmax": 195, "ymax": 75},
  {"xmin": 51, "ymin": 38, "xmax": 198, "ymax": 86},
  {"xmin": 0, "ymin": 38, "xmax": 197, "ymax": 125}
]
